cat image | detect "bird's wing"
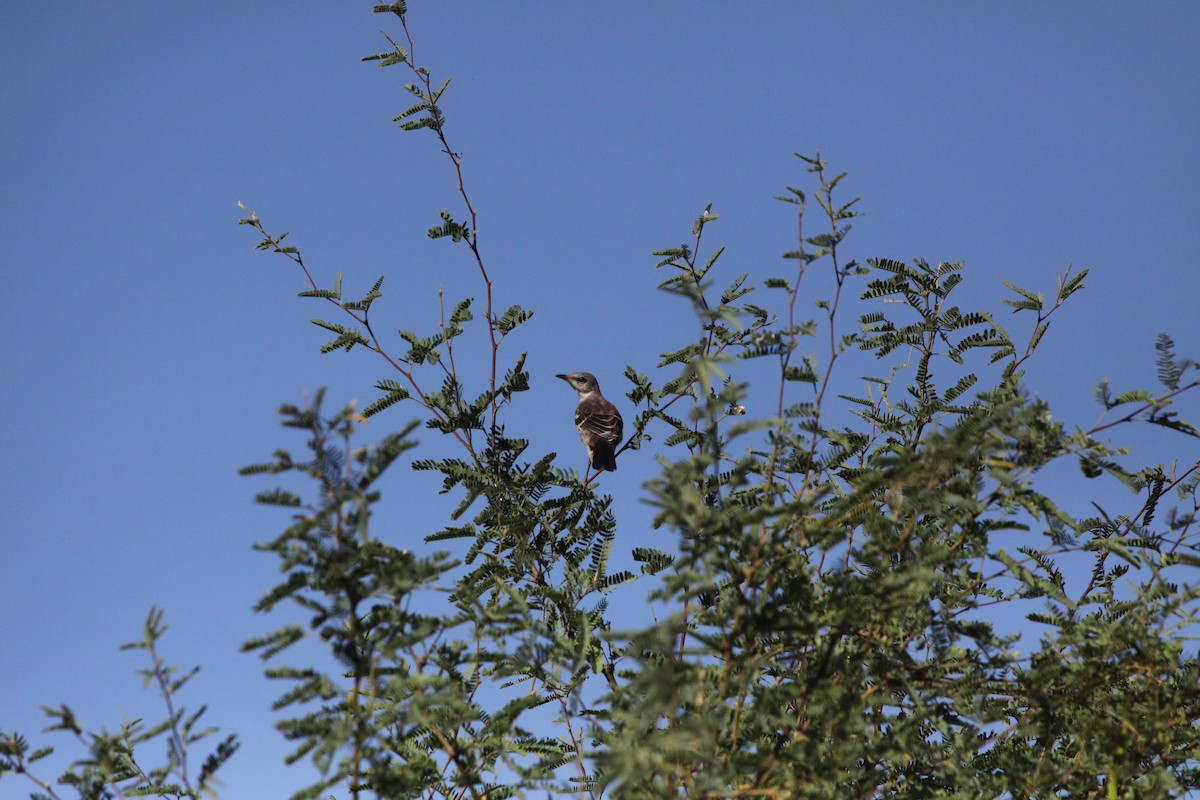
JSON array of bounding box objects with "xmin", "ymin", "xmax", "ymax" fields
[{"xmin": 576, "ymin": 401, "xmax": 623, "ymax": 445}]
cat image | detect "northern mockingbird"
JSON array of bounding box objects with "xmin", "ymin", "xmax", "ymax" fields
[{"xmin": 556, "ymin": 372, "xmax": 623, "ymax": 472}]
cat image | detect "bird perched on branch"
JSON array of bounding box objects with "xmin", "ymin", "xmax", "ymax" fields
[{"xmin": 556, "ymin": 372, "xmax": 623, "ymax": 472}]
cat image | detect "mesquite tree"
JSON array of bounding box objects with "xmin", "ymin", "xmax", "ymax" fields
[
  {"xmin": 5, "ymin": 4, "xmax": 1197, "ymax": 800},
  {"xmin": 234, "ymin": 5, "xmax": 1200, "ymax": 798}
]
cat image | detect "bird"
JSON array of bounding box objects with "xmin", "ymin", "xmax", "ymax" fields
[{"xmin": 556, "ymin": 372, "xmax": 623, "ymax": 472}]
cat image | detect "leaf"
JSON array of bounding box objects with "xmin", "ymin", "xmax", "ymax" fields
[
  {"xmin": 1028, "ymin": 321, "xmax": 1049, "ymax": 352},
  {"xmin": 871, "ymin": 258, "xmax": 916, "ymax": 277},
  {"xmin": 254, "ymin": 489, "xmax": 303, "ymax": 508},
  {"xmin": 691, "ymin": 203, "xmax": 718, "ymax": 235},
  {"xmin": 1143, "ymin": 472, "xmax": 1167, "ymax": 526},
  {"xmin": 319, "ymin": 330, "xmax": 370, "ymax": 354},
  {"xmin": 431, "ymin": 75, "xmax": 453, "ymax": 103},
  {"xmin": 449, "ymin": 297, "xmax": 474, "ymax": 327},
  {"xmin": 363, "ymin": 385, "xmax": 410, "ymax": 417},
  {"xmin": 398, "ymin": 329, "xmax": 439, "ymax": 364},
  {"xmin": 499, "ymin": 352, "xmax": 530, "ymax": 399},
  {"xmin": 1113, "ymin": 389, "xmax": 1154, "ymax": 406},
  {"xmin": 658, "ymin": 342, "xmax": 704, "ymax": 367},
  {"xmin": 632, "ymin": 547, "xmax": 674, "ymax": 575},
  {"xmin": 311, "ymin": 318, "xmax": 347, "ymax": 334},
  {"xmin": 720, "ymin": 272, "xmax": 752, "ymax": 304},
  {"xmin": 1002, "ymin": 279, "xmax": 1045, "ymax": 312},
  {"xmin": 342, "ymin": 276, "xmax": 385, "ymax": 313},
  {"xmin": 837, "ymin": 394, "xmax": 876, "ymax": 408},
  {"xmin": 297, "ymin": 288, "xmax": 341, "ymax": 301},
  {"xmin": 371, "ymin": 3, "xmax": 408, "ymax": 20},
  {"xmin": 945, "ymin": 310, "xmax": 987, "ymax": 331},
  {"xmin": 196, "ymin": 734, "xmax": 240, "ymax": 791},
  {"xmin": 362, "ymin": 49, "xmax": 408, "ymax": 67},
  {"xmin": 773, "ymin": 185, "xmax": 805, "ymax": 206},
  {"xmin": 393, "ymin": 101, "xmax": 430, "ymax": 122},
  {"xmin": 1057, "ymin": 266, "xmax": 1088, "ymax": 300},
  {"xmin": 496, "ymin": 304, "xmax": 533, "ymax": 335},
  {"xmin": 428, "ymin": 210, "xmax": 469, "ymax": 241},
  {"xmin": 1002, "ymin": 297, "xmax": 1042, "ymax": 313},
  {"xmin": 1155, "ymin": 332, "xmax": 1186, "ymax": 391},
  {"xmin": 400, "ymin": 117, "xmax": 437, "ymax": 132},
  {"xmin": 599, "ymin": 571, "xmax": 636, "ymax": 592},
  {"xmin": 861, "ymin": 275, "xmax": 908, "ymax": 300},
  {"xmin": 942, "ymin": 373, "xmax": 978, "ymax": 404},
  {"xmin": 783, "ymin": 365, "xmax": 818, "ymax": 384}
]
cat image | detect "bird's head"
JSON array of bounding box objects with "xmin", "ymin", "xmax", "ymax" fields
[{"xmin": 556, "ymin": 372, "xmax": 601, "ymax": 396}]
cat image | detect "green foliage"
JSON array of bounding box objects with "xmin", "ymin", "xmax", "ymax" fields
[
  {"xmin": 11, "ymin": 5, "xmax": 1198, "ymax": 800},
  {"xmin": 1, "ymin": 608, "xmax": 238, "ymax": 800},
  {"xmin": 573, "ymin": 160, "xmax": 1197, "ymax": 800},
  {"xmin": 227, "ymin": 8, "xmax": 1200, "ymax": 798},
  {"xmin": 234, "ymin": 25, "xmax": 1200, "ymax": 800},
  {"xmin": 241, "ymin": 392, "xmax": 628, "ymax": 799}
]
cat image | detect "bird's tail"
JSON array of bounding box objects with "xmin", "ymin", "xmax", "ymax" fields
[{"xmin": 591, "ymin": 445, "xmax": 617, "ymax": 472}]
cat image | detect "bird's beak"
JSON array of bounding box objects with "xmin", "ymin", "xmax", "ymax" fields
[{"xmin": 555, "ymin": 374, "xmax": 569, "ymax": 381}]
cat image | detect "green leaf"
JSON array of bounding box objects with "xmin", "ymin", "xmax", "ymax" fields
[
  {"xmin": 1002, "ymin": 279, "xmax": 1045, "ymax": 312},
  {"xmin": 428, "ymin": 210, "xmax": 470, "ymax": 241},
  {"xmin": 363, "ymin": 386, "xmax": 410, "ymax": 418},
  {"xmin": 496, "ymin": 304, "xmax": 533, "ymax": 335},
  {"xmin": 1155, "ymin": 332, "xmax": 1187, "ymax": 391},
  {"xmin": 783, "ymin": 365, "xmax": 818, "ymax": 383},
  {"xmin": 720, "ymin": 272, "xmax": 752, "ymax": 304},
  {"xmin": 371, "ymin": 3, "xmax": 407, "ymax": 19},
  {"xmin": 942, "ymin": 373, "xmax": 978, "ymax": 404},
  {"xmin": 1057, "ymin": 266, "xmax": 1088, "ymax": 300},
  {"xmin": 393, "ymin": 101, "xmax": 430, "ymax": 122},
  {"xmin": 318, "ymin": 330, "xmax": 370, "ymax": 353},
  {"xmin": 311, "ymin": 318, "xmax": 347, "ymax": 334},
  {"xmin": 297, "ymin": 288, "xmax": 341, "ymax": 301},
  {"xmin": 400, "ymin": 117, "xmax": 437, "ymax": 132},
  {"xmin": 342, "ymin": 276, "xmax": 385, "ymax": 313},
  {"xmin": 254, "ymin": 488, "xmax": 302, "ymax": 507}
]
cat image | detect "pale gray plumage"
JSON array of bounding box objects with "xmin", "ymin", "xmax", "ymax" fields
[{"xmin": 556, "ymin": 372, "xmax": 623, "ymax": 472}]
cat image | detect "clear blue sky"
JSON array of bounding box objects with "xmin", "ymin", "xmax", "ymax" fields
[{"xmin": 3, "ymin": 3, "xmax": 1197, "ymax": 798}]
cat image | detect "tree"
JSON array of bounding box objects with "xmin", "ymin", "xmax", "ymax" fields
[
  {"xmin": 1, "ymin": 609, "xmax": 238, "ymax": 800},
  {"xmin": 6, "ymin": 3, "xmax": 1198, "ymax": 799}
]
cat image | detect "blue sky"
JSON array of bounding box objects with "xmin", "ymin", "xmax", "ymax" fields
[{"xmin": 2, "ymin": 3, "xmax": 1198, "ymax": 798}]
